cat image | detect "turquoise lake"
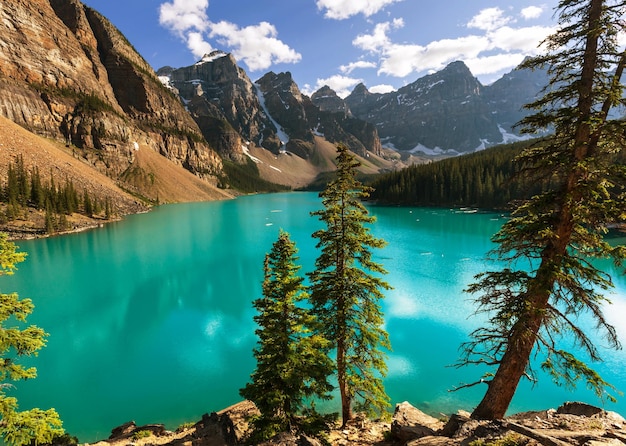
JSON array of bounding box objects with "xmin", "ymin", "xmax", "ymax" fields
[{"xmin": 4, "ymin": 191, "xmax": 626, "ymax": 442}]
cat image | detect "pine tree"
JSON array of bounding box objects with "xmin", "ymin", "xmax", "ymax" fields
[
  {"xmin": 0, "ymin": 233, "xmax": 64, "ymax": 445},
  {"xmin": 29, "ymin": 167, "xmax": 44, "ymax": 210},
  {"xmin": 241, "ymin": 230, "xmax": 333, "ymax": 441},
  {"xmin": 105, "ymin": 197, "xmax": 112, "ymax": 220},
  {"xmin": 458, "ymin": 0, "xmax": 626, "ymax": 420},
  {"xmin": 83, "ymin": 190, "xmax": 93, "ymax": 217},
  {"xmin": 308, "ymin": 144, "xmax": 392, "ymax": 426}
]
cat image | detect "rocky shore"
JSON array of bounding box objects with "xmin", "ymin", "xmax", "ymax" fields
[{"xmin": 90, "ymin": 400, "xmax": 626, "ymax": 446}]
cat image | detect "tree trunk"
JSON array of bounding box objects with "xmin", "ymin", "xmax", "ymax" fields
[
  {"xmin": 471, "ymin": 309, "xmax": 544, "ymax": 419},
  {"xmin": 337, "ymin": 339, "xmax": 352, "ymax": 426},
  {"xmin": 472, "ymin": 254, "xmax": 562, "ymax": 420}
]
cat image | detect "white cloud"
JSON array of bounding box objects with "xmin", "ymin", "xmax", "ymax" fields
[
  {"xmin": 467, "ymin": 7, "xmax": 511, "ymax": 32},
  {"xmin": 353, "ymin": 22, "xmax": 393, "ymax": 51},
  {"xmin": 316, "ymin": 0, "xmax": 404, "ymax": 20},
  {"xmin": 209, "ymin": 21, "xmax": 301, "ymax": 71},
  {"xmin": 186, "ymin": 31, "xmax": 213, "ymax": 58},
  {"xmin": 488, "ymin": 25, "xmax": 553, "ymax": 53},
  {"xmin": 353, "ymin": 18, "xmax": 404, "ymax": 52},
  {"xmin": 159, "ymin": 0, "xmax": 209, "ymax": 36},
  {"xmin": 373, "ymin": 35, "xmax": 490, "ymax": 78},
  {"xmin": 521, "ymin": 6, "xmax": 544, "ymax": 19},
  {"xmin": 159, "ymin": 1, "xmax": 300, "ymax": 71},
  {"xmin": 311, "ymin": 74, "xmax": 363, "ymax": 98},
  {"xmin": 464, "ymin": 53, "xmax": 527, "ymax": 81},
  {"xmin": 369, "ymin": 84, "xmax": 395, "ymax": 94},
  {"xmin": 350, "ymin": 9, "xmax": 554, "ymax": 82},
  {"xmin": 340, "ymin": 60, "xmax": 378, "ymax": 74}
]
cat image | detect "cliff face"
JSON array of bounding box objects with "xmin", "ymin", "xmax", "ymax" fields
[
  {"xmin": 0, "ymin": 0, "xmax": 223, "ymax": 185},
  {"xmin": 255, "ymin": 71, "xmax": 382, "ymax": 158},
  {"xmin": 168, "ymin": 51, "xmax": 282, "ymax": 159}
]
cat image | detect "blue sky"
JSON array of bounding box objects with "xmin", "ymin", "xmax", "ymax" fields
[{"xmin": 81, "ymin": 0, "xmax": 559, "ymax": 97}]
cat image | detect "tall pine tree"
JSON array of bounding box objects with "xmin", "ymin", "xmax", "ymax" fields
[
  {"xmin": 308, "ymin": 144, "xmax": 392, "ymax": 426},
  {"xmin": 459, "ymin": 0, "xmax": 626, "ymax": 420},
  {"xmin": 241, "ymin": 230, "xmax": 333, "ymax": 441},
  {"xmin": 0, "ymin": 233, "xmax": 64, "ymax": 445}
]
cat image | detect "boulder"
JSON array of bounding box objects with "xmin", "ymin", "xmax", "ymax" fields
[
  {"xmin": 557, "ymin": 402, "xmax": 604, "ymax": 417},
  {"xmin": 440, "ymin": 411, "xmax": 471, "ymax": 437},
  {"xmin": 109, "ymin": 421, "xmax": 136, "ymax": 439},
  {"xmin": 391, "ymin": 401, "xmax": 445, "ymax": 443},
  {"xmin": 108, "ymin": 421, "xmax": 165, "ymax": 440},
  {"xmin": 193, "ymin": 400, "xmax": 259, "ymax": 445},
  {"xmin": 407, "ymin": 436, "xmax": 460, "ymax": 445}
]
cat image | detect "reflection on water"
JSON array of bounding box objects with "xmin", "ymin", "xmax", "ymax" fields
[{"xmin": 4, "ymin": 192, "xmax": 625, "ymax": 441}]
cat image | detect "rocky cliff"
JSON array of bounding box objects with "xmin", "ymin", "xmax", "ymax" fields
[
  {"xmin": 0, "ymin": 0, "xmax": 224, "ymax": 200},
  {"xmin": 255, "ymin": 71, "xmax": 382, "ymax": 159},
  {"xmin": 164, "ymin": 51, "xmax": 283, "ymax": 160}
]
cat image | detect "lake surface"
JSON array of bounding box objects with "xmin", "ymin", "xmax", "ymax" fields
[{"xmin": 5, "ymin": 192, "xmax": 626, "ymax": 442}]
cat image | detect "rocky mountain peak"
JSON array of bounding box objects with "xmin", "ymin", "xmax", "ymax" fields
[
  {"xmin": 401, "ymin": 60, "xmax": 482, "ymax": 101},
  {"xmin": 167, "ymin": 50, "xmax": 283, "ymax": 157},
  {"xmin": 344, "ymin": 60, "xmax": 547, "ymax": 153},
  {"xmin": 311, "ymin": 85, "xmax": 351, "ymax": 116}
]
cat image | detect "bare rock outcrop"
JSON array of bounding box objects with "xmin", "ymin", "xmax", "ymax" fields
[{"xmin": 0, "ymin": 0, "xmax": 223, "ymax": 192}]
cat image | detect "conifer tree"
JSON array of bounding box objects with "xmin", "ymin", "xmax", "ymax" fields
[
  {"xmin": 83, "ymin": 190, "xmax": 93, "ymax": 217},
  {"xmin": 241, "ymin": 230, "xmax": 333, "ymax": 441},
  {"xmin": 0, "ymin": 233, "xmax": 63, "ymax": 445},
  {"xmin": 459, "ymin": 0, "xmax": 626, "ymax": 420},
  {"xmin": 105, "ymin": 197, "xmax": 112, "ymax": 220},
  {"xmin": 308, "ymin": 144, "xmax": 392, "ymax": 426},
  {"xmin": 29, "ymin": 167, "xmax": 44, "ymax": 210}
]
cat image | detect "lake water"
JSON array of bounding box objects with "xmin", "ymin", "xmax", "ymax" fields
[{"xmin": 5, "ymin": 192, "xmax": 626, "ymax": 442}]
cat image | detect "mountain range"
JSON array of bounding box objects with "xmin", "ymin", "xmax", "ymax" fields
[{"xmin": 0, "ymin": 0, "xmax": 554, "ymax": 214}]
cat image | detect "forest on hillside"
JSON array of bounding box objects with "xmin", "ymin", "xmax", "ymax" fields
[
  {"xmin": 369, "ymin": 139, "xmax": 548, "ymax": 209},
  {"xmin": 0, "ymin": 155, "xmax": 113, "ymax": 234}
]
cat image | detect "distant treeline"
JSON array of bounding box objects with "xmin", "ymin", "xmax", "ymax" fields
[
  {"xmin": 1, "ymin": 155, "xmax": 113, "ymax": 233},
  {"xmin": 369, "ymin": 139, "xmax": 547, "ymax": 209}
]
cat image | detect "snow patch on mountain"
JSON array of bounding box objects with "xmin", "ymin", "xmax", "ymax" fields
[
  {"xmin": 196, "ymin": 51, "xmax": 228, "ymax": 65},
  {"xmin": 408, "ymin": 143, "xmax": 460, "ymax": 156},
  {"xmin": 498, "ymin": 125, "xmax": 534, "ymax": 144},
  {"xmin": 254, "ymin": 84, "xmax": 290, "ymax": 150},
  {"xmin": 242, "ymin": 144, "xmax": 262, "ymax": 164}
]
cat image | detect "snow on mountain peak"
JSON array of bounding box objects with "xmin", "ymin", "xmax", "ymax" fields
[{"xmin": 196, "ymin": 51, "xmax": 228, "ymax": 65}]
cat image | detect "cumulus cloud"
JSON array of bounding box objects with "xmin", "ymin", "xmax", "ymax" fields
[
  {"xmin": 186, "ymin": 31, "xmax": 213, "ymax": 58},
  {"xmin": 521, "ymin": 6, "xmax": 544, "ymax": 19},
  {"xmin": 209, "ymin": 21, "xmax": 301, "ymax": 71},
  {"xmin": 340, "ymin": 60, "xmax": 378, "ymax": 74},
  {"xmin": 369, "ymin": 84, "xmax": 395, "ymax": 94},
  {"xmin": 467, "ymin": 7, "xmax": 511, "ymax": 32},
  {"xmin": 316, "ymin": 0, "xmax": 404, "ymax": 20},
  {"xmin": 158, "ymin": 0, "xmax": 300, "ymax": 71},
  {"xmin": 159, "ymin": 0, "xmax": 210, "ymax": 36},
  {"xmin": 310, "ymin": 74, "xmax": 363, "ymax": 98},
  {"xmin": 352, "ymin": 19, "xmax": 403, "ymax": 51},
  {"xmin": 352, "ymin": 6, "xmax": 554, "ymax": 82},
  {"xmin": 464, "ymin": 53, "xmax": 527, "ymax": 80}
]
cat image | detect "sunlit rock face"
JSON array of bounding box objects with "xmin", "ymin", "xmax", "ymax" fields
[{"xmin": 0, "ymin": 0, "xmax": 223, "ymax": 180}]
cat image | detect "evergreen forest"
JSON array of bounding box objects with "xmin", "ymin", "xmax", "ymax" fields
[
  {"xmin": 0, "ymin": 154, "xmax": 114, "ymax": 234},
  {"xmin": 368, "ymin": 139, "xmax": 541, "ymax": 209}
]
